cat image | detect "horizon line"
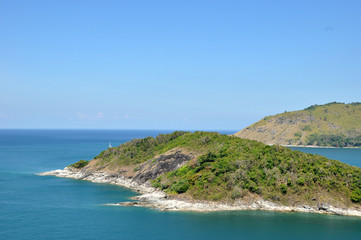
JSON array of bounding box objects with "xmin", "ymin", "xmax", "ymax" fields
[{"xmin": 0, "ymin": 128, "xmax": 238, "ymax": 132}]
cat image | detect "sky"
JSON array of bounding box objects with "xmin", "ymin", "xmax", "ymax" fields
[{"xmin": 0, "ymin": 0, "xmax": 360, "ymax": 130}]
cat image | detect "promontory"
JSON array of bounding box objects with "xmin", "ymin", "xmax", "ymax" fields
[
  {"xmin": 40, "ymin": 131, "xmax": 361, "ymax": 216},
  {"xmin": 234, "ymin": 102, "xmax": 361, "ymax": 147}
]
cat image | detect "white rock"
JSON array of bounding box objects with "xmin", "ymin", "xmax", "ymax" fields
[{"xmin": 37, "ymin": 168, "xmax": 361, "ymax": 217}]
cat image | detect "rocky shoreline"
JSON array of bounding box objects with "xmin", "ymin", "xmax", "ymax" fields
[{"xmin": 38, "ymin": 168, "xmax": 361, "ymax": 217}]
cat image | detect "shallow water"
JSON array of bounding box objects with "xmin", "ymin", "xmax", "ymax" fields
[{"xmin": 1, "ymin": 130, "xmax": 361, "ymax": 240}]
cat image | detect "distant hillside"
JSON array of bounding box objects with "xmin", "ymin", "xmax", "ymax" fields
[{"xmin": 234, "ymin": 102, "xmax": 361, "ymax": 147}]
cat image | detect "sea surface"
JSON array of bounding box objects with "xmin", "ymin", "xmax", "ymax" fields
[{"xmin": 1, "ymin": 130, "xmax": 361, "ymax": 240}]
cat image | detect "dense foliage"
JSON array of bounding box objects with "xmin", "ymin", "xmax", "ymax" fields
[
  {"xmin": 92, "ymin": 131, "xmax": 361, "ymax": 205},
  {"xmin": 149, "ymin": 132, "xmax": 361, "ymax": 205},
  {"xmin": 94, "ymin": 131, "xmax": 188, "ymax": 166},
  {"xmin": 69, "ymin": 160, "xmax": 89, "ymax": 169},
  {"xmin": 306, "ymin": 134, "xmax": 361, "ymax": 148}
]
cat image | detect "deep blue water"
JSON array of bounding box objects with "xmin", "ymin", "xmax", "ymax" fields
[{"xmin": 1, "ymin": 130, "xmax": 361, "ymax": 240}]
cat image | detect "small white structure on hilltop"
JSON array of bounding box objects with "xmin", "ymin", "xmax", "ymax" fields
[{"xmin": 109, "ymin": 142, "xmax": 112, "ymax": 148}]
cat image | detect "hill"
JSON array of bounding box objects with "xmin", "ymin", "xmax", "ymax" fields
[
  {"xmin": 234, "ymin": 102, "xmax": 361, "ymax": 147},
  {"xmin": 57, "ymin": 131, "xmax": 361, "ymax": 212}
]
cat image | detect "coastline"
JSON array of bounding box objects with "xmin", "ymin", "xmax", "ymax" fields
[
  {"xmin": 38, "ymin": 168, "xmax": 361, "ymax": 217},
  {"xmin": 282, "ymin": 144, "xmax": 361, "ymax": 149}
]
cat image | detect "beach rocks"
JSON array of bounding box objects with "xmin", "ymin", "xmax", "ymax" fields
[
  {"xmin": 38, "ymin": 168, "xmax": 361, "ymax": 217},
  {"xmin": 317, "ymin": 203, "xmax": 330, "ymax": 211}
]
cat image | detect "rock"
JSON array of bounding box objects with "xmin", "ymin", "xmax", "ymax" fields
[
  {"xmin": 132, "ymin": 150, "xmax": 193, "ymax": 184},
  {"xmin": 317, "ymin": 203, "xmax": 330, "ymax": 211},
  {"xmin": 117, "ymin": 201, "xmax": 140, "ymax": 206},
  {"xmin": 37, "ymin": 166, "xmax": 361, "ymax": 217}
]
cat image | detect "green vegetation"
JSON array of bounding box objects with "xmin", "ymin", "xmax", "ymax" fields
[
  {"xmin": 294, "ymin": 132, "xmax": 302, "ymax": 140},
  {"xmin": 351, "ymin": 190, "xmax": 361, "ymax": 203},
  {"xmin": 152, "ymin": 133, "xmax": 361, "ymax": 204},
  {"xmin": 69, "ymin": 160, "xmax": 89, "ymax": 169},
  {"xmin": 92, "ymin": 131, "xmax": 361, "ymax": 205},
  {"xmin": 171, "ymin": 179, "xmax": 190, "ymax": 193},
  {"xmin": 302, "ymin": 125, "xmax": 312, "ymax": 131},
  {"xmin": 94, "ymin": 131, "xmax": 188, "ymax": 166},
  {"xmin": 234, "ymin": 102, "xmax": 361, "ymax": 147},
  {"xmin": 280, "ymin": 183, "xmax": 287, "ymax": 194},
  {"xmin": 306, "ymin": 134, "xmax": 361, "ymax": 148},
  {"xmin": 304, "ymin": 102, "xmax": 361, "ymax": 111}
]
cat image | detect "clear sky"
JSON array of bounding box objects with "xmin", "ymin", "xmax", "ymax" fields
[{"xmin": 1, "ymin": 0, "xmax": 360, "ymax": 130}]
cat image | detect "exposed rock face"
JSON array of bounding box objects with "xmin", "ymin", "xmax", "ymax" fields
[
  {"xmin": 234, "ymin": 112, "xmax": 316, "ymax": 146},
  {"xmin": 133, "ymin": 150, "xmax": 193, "ymax": 184},
  {"xmin": 274, "ymin": 114, "xmax": 315, "ymax": 125},
  {"xmin": 70, "ymin": 148, "xmax": 196, "ymax": 186}
]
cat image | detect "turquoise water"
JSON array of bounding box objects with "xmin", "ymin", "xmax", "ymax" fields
[
  {"xmin": 290, "ymin": 146, "xmax": 361, "ymax": 167},
  {"xmin": 1, "ymin": 130, "xmax": 361, "ymax": 240}
]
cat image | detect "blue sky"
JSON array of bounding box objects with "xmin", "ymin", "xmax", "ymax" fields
[{"xmin": 1, "ymin": 0, "xmax": 360, "ymax": 130}]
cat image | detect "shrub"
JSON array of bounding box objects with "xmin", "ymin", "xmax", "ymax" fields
[
  {"xmin": 350, "ymin": 190, "xmax": 361, "ymax": 203},
  {"xmin": 287, "ymin": 178, "xmax": 292, "ymax": 186},
  {"xmin": 294, "ymin": 132, "xmax": 302, "ymax": 138},
  {"xmin": 297, "ymin": 177, "xmax": 305, "ymax": 186},
  {"xmin": 306, "ymin": 134, "xmax": 361, "ymax": 148},
  {"xmin": 171, "ymin": 179, "xmax": 190, "ymax": 193},
  {"xmin": 246, "ymin": 181, "xmax": 259, "ymax": 193},
  {"xmin": 69, "ymin": 160, "xmax": 89, "ymax": 169},
  {"xmin": 280, "ymin": 183, "xmax": 287, "ymax": 194},
  {"xmin": 302, "ymin": 125, "xmax": 312, "ymax": 131}
]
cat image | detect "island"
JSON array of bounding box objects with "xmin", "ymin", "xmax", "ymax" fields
[
  {"xmin": 40, "ymin": 131, "xmax": 361, "ymax": 216},
  {"xmin": 234, "ymin": 102, "xmax": 361, "ymax": 148}
]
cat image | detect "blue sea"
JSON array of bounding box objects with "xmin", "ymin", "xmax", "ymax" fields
[{"xmin": 1, "ymin": 130, "xmax": 361, "ymax": 240}]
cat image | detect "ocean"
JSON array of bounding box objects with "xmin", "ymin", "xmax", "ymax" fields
[{"xmin": 1, "ymin": 130, "xmax": 361, "ymax": 240}]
